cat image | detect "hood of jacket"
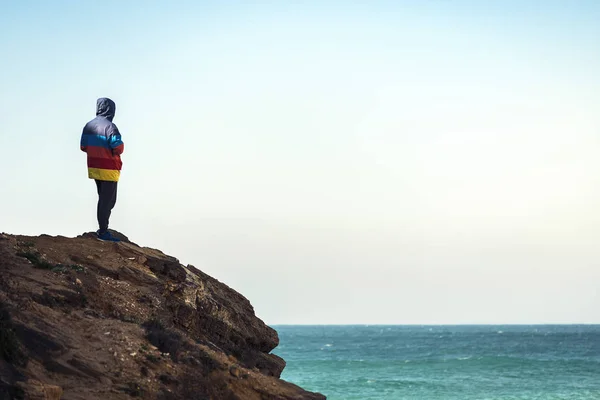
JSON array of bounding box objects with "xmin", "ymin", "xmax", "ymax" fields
[{"xmin": 96, "ymin": 97, "xmax": 116, "ymax": 121}]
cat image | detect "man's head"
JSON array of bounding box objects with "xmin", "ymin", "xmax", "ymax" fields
[{"xmin": 96, "ymin": 97, "xmax": 116, "ymax": 121}]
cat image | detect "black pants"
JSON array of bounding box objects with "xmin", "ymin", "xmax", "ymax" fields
[{"xmin": 95, "ymin": 180, "xmax": 118, "ymax": 233}]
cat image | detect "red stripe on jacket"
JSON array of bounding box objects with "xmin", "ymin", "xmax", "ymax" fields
[
  {"xmin": 88, "ymin": 156, "xmax": 123, "ymax": 170},
  {"xmin": 112, "ymin": 143, "xmax": 124, "ymax": 156},
  {"xmin": 86, "ymin": 145, "xmax": 113, "ymax": 158}
]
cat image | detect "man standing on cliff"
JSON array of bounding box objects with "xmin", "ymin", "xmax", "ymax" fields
[{"xmin": 80, "ymin": 97, "xmax": 124, "ymax": 242}]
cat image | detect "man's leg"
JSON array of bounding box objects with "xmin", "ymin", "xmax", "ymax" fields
[
  {"xmin": 96, "ymin": 180, "xmax": 118, "ymax": 234},
  {"xmin": 108, "ymin": 181, "xmax": 118, "ymax": 215}
]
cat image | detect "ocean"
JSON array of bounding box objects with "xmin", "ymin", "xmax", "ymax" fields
[{"xmin": 273, "ymin": 325, "xmax": 600, "ymax": 400}]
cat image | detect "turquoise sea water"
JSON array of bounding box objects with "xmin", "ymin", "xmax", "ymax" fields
[{"xmin": 274, "ymin": 325, "xmax": 600, "ymax": 400}]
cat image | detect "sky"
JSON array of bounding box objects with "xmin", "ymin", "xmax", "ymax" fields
[{"xmin": 0, "ymin": 0, "xmax": 599, "ymax": 325}]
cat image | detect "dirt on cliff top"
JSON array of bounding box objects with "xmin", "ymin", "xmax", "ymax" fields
[{"xmin": 0, "ymin": 232, "xmax": 325, "ymax": 400}]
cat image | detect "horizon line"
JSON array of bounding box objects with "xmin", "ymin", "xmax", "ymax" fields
[{"xmin": 270, "ymin": 323, "xmax": 600, "ymax": 326}]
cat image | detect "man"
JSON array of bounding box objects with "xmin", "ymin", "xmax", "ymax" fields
[{"xmin": 80, "ymin": 97, "xmax": 124, "ymax": 242}]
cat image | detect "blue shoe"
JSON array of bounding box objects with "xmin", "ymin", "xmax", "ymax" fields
[{"xmin": 96, "ymin": 230, "xmax": 120, "ymax": 242}]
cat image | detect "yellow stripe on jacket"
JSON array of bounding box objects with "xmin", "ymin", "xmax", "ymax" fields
[{"xmin": 88, "ymin": 168, "xmax": 121, "ymax": 182}]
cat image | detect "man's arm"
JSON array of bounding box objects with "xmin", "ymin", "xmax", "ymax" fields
[
  {"xmin": 109, "ymin": 125, "xmax": 124, "ymax": 155},
  {"xmin": 80, "ymin": 129, "xmax": 88, "ymax": 152}
]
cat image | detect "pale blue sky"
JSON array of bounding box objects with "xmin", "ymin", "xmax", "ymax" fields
[{"xmin": 1, "ymin": 1, "xmax": 599, "ymax": 324}]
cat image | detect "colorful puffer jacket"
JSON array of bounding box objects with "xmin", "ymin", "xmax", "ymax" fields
[{"xmin": 80, "ymin": 98, "xmax": 124, "ymax": 182}]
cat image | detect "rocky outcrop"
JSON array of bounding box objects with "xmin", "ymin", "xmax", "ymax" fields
[{"xmin": 0, "ymin": 232, "xmax": 325, "ymax": 400}]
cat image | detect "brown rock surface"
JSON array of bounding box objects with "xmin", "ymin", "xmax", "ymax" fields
[{"xmin": 0, "ymin": 232, "xmax": 325, "ymax": 400}]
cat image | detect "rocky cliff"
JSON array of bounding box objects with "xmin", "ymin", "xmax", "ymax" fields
[{"xmin": 0, "ymin": 232, "xmax": 325, "ymax": 400}]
